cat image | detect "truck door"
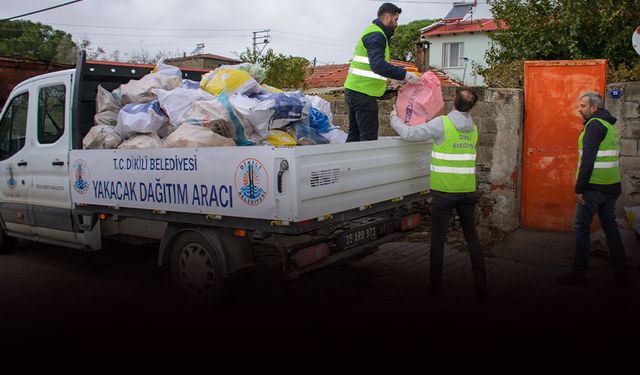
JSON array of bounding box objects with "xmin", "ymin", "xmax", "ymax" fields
[
  {"xmin": 27, "ymin": 74, "xmax": 75, "ymax": 241},
  {"xmin": 0, "ymin": 88, "xmax": 33, "ymax": 234}
]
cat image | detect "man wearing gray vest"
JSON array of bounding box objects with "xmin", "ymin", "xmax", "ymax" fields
[
  {"xmin": 391, "ymin": 89, "xmax": 487, "ymax": 298},
  {"xmin": 344, "ymin": 2, "xmax": 421, "ymax": 142},
  {"xmin": 556, "ymin": 92, "xmax": 627, "ymax": 287}
]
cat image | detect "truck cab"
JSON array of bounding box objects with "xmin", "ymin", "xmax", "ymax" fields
[{"xmin": 0, "ymin": 70, "xmax": 75, "ymax": 245}]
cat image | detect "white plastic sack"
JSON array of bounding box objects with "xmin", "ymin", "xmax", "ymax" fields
[
  {"xmin": 152, "ymin": 61, "xmax": 182, "ymax": 77},
  {"xmin": 154, "ymin": 87, "xmax": 214, "ymax": 127},
  {"xmin": 320, "ymin": 127, "xmax": 348, "ymax": 144},
  {"xmin": 305, "ymin": 95, "xmax": 333, "ymax": 122},
  {"xmin": 184, "ymin": 100, "xmax": 236, "ymax": 140},
  {"xmin": 163, "ymin": 124, "xmax": 235, "ymax": 148},
  {"xmin": 120, "ymin": 62, "xmax": 182, "ymax": 104},
  {"xmin": 118, "ymin": 132, "xmax": 162, "ymax": 149},
  {"xmin": 229, "ymin": 91, "xmax": 310, "ymax": 141},
  {"xmin": 181, "ymin": 79, "xmax": 201, "ymax": 90},
  {"xmin": 82, "ymin": 125, "xmax": 122, "ymax": 149},
  {"xmin": 115, "ymin": 101, "xmax": 169, "ymax": 139},
  {"xmin": 94, "ymin": 85, "xmax": 122, "ymax": 126}
]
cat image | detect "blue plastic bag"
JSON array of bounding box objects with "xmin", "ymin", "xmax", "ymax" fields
[{"xmin": 308, "ymin": 108, "xmax": 332, "ymax": 134}]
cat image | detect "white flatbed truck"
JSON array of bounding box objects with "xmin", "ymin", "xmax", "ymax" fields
[{"xmin": 0, "ymin": 51, "xmax": 431, "ymax": 303}]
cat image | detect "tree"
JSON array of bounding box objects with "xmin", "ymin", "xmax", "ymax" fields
[
  {"xmin": 390, "ymin": 19, "xmax": 440, "ymax": 62},
  {"xmin": 78, "ymin": 38, "xmax": 106, "ymax": 61},
  {"xmin": 237, "ymin": 48, "xmax": 310, "ymax": 89},
  {"xmin": 482, "ymin": 0, "xmax": 640, "ymax": 87},
  {"xmin": 0, "ymin": 20, "xmax": 77, "ymax": 64}
]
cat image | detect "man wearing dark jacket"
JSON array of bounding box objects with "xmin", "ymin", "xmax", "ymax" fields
[
  {"xmin": 344, "ymin": 2, "xmax": 421, "ymax": 142},
  {"xmin": 557, "ymin": 92, "xmax": 628, "ymax": 287}
]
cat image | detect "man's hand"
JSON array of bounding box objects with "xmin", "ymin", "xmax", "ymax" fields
[
  {"xmin": 404, "ymin": 71, "xmax": 421, "ymax": 84},
  {"xmin": 390, "ymin": 110, "xmax": 405, "ymax": 129},
  {"xmin": 576, "ymin": 194, "xmax": 586, "ymax": 205}
]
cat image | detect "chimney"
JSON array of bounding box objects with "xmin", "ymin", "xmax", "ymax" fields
[{"xmin": 415, "ymin": 40, "xmax": 431, "ymax": 72}]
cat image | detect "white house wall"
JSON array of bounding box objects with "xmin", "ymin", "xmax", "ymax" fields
[{"xmin": 426, "ymin": 32, "xmax": 493, "ymax": 86}]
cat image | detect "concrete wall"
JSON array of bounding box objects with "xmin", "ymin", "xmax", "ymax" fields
[
  {"xmin": 330, "ymin": 86, "xmax": 525, "ymax": 233},
  {"xmin": 605, "ymin": 82, "xmax": 640, "ymax": 214},
  {"xmin": 424, "ymin": 33, "xmax": 492, "ymax": 86}
]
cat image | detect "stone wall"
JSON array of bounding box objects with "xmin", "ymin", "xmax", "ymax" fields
[
  {"xmin": 330, "ymin": 87, "xmax": 525, "ymax": 233},
  {"xmin": 605, "ymin": 82, "xmax": 640, "ymax": 214}
]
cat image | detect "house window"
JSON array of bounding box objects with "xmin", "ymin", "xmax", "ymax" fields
[{"xmin": 442, "ymin": 42, "xmax": 464, "ymax": 68}]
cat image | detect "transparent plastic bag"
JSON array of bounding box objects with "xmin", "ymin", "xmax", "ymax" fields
[
  {"xmin": 287, "ymin": 120, "xmax": 329, "ymax": 146},
  {"xmin": 117, "ymin": 132, "xmax": 162, "ymax": 149},
  {"xmin": 184, "ymin": 100, "xmax": 236, "ymax": 140},
  {"xmin": 163, "ymin": 124, "xmax": 235, "ymax": 148},
  {"xmin": 83, "ymin": 125, "xmax": 122, "ymax": 149},
  {"xmin": 94, "ymin": 85, "xmax": 122, "ymax": 126}
]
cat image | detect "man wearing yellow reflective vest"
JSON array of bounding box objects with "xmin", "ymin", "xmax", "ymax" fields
[
  {"xmin": 344, "ymin": 2, "xmax": 421, "ymax": 142},
  {"xmin": 391, "ymin": 89, "xmax": 487, "ymax": 298},
  {"xmin": 557, "ymin": 92, "xmax": 628, "ymax": 287}
]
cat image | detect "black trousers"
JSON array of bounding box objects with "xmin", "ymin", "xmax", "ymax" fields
[
  {"xmin": 430, "ymin": 190, "xmax": 486, "ymax": 279},
  {"xmin": 345, "ymin": 88, "xmax": 379, "ymax": 142}
]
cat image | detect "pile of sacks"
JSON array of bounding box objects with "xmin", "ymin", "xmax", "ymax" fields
[{"xmin": 84, "ymin": 61, "xmax": 347, "ymax": 149}]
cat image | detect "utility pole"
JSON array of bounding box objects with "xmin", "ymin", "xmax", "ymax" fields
[{"xmin": 252, "ymin": 29, "xmax": 271, "ymax": 59}]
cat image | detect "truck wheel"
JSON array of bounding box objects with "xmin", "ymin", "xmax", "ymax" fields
[
  {"xmin": 0, "ymin": 229, "xmax": 17, "ymax": 254},
  {"xmin": 170, "ymin": 231, "xmax": 226, "ymax": 305}
]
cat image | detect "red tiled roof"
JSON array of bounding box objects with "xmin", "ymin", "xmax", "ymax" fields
[
  {"xmin": 421, "ymin": 18, "xmax": 505, "ymax": 37},
  {"xmin": 304, "ymin": 60, "xmax": 460, "ymax": 89}
]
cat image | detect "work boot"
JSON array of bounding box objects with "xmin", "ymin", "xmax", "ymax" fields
[
  {"xmin": 426, "ymin": 277, "xmax": 443, "ymax": 298},
  {"xmin": 614, "ymin": 274, "xmax": 629, "ymax": 287},
  {"xmin": 474, "ymin": 271, "xmax": 488, "ymax": 298},
  {"xmin": 556, "ymin": 271, "xmax": 589, "ymax": 286}
]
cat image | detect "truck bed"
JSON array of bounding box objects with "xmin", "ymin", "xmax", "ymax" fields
[{"xmin": 69, "ymin": 138, "xmax": 431, "ymax": 226}]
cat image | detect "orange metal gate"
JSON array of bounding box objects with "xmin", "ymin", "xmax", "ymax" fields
[{"xmin": 521, "ymin": 60, "xmax": 608, "ymax": 231}]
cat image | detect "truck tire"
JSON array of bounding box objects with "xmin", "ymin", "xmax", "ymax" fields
[
  {"xmin": 0, "ymin": 229, "xmax": 17, "ymax": 254},
  {"xmin": 170, "ymin": 231, "xmax": 226, "ymax": 305}
]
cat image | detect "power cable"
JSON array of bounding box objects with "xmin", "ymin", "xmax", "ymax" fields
[{"xmin": 3, "ymin": 0, "xmax": 84, "ymax": 21}]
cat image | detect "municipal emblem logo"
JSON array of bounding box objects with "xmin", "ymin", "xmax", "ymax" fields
[
  {"xmin": 235, "ymin": 158, "xmax": 268, "ymax": 206},
  {"xmin": 6, "ymin": 166, "xmax": 17, "ymax": 190},
  {"xmin": 72, "ymin": 159, "xmax": 90, "ymax": 194}
]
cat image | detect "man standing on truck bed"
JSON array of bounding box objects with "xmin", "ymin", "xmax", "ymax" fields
[
  {"xmin": 390, "ymin": 89, "xmax": 487, "ymax": 298},
  {"xmin": 344, "ymin": 2, "xmax": 421, "ymax": 142}
]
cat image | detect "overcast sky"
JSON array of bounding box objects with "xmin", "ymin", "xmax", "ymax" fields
[{"xmin": 2, "ymin": 0, "xmax": 493, "ymax": 64}]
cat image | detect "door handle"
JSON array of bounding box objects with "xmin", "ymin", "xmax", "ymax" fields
[
  {"xmin": 52, "ymin": 160, "xmax": 65, "ymax": 166},
  {"xmin": 17, "ymin": 161, "xmax": 28, "ymax": 167},
  {"xmin": 277, "ymin": 160, "xmax": 289, "ymax": 193}
]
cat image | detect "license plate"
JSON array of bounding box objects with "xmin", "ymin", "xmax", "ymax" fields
[
  {"xmin": 343, "ymin": 226, "xmax": 377, "ymax": 249},
  {"xmin": 336, "ymin": 224, "xmax": 385, "ymax": 250}
]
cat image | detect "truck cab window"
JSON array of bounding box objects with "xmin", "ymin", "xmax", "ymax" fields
[
  {"xmin": 0, "ymin": 92, "xmax": 29, "ymax": 160},
  {"xmin": 38, "ymin": 84, "xmax": 66, "ymax": 144}
]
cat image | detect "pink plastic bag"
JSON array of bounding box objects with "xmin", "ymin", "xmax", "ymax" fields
[{"xmin": 396, "ymin": 71, "xmax": 444, "ymax": 126}]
